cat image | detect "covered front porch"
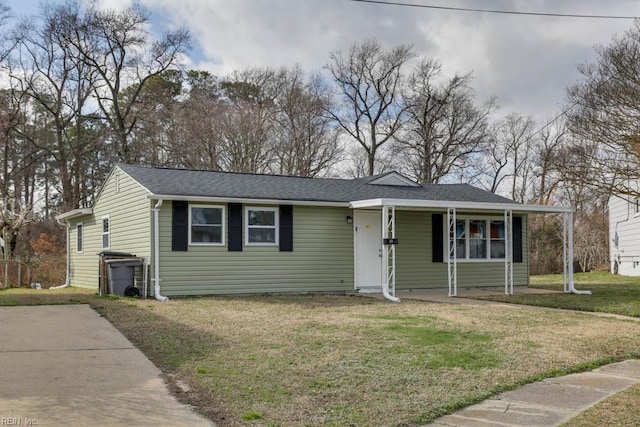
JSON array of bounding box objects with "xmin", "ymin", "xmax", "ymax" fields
[{"xmin": 349, "ymin": 198, "xmax": 590, "ymax": 302}]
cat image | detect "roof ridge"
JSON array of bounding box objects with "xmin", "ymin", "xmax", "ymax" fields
[
  {"xmin": 116, "ymin": 164, "xmax": 518, "ymax": 206},
  {"xmin": 119, "ymin": 163, "xmax": 356, "ymax": 183}
]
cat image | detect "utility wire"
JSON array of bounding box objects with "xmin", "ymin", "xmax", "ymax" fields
[
  {"xmin": 348, "ymin": 0, "xmax": 639, "ymax": 19},
  {"xmin": 527, "ymin": 74, "xmax": 617, "ymax": 142}
]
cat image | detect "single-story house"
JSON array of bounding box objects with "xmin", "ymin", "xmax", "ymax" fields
[
  {"xmin": 609, "ymin": 193, "xmax": 640, "ymax": 276},
  {"xmin": 55, "ymin": 164, "xmax": 586, "ymax": 300}
]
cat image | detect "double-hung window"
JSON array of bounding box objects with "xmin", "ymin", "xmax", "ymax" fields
[
  {"xmin": 450, "ymin": 218, "xmax": 506, "ymax": 261},
  {"xmin": 245, "ymin": 207, "xmax": 278, "ymax": 245},
  {"xmin": 190, "ymin": 205, "xmax": 225, "ymax": 245},
  {"xmin": 101, "ymin": 216, "xmax": 110, "ymax": 249}
]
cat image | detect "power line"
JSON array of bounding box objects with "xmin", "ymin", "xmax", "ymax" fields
[
  {"xmin": 348, "ymin": 0, "xmax": 639, "ymax": 19},
  {"xmin": 527, "ymin": 101, "xmax": 577, "ymax": 141},
  {"xmin": 527, "ymin": 74, "xmax": 617, "ymax": 142}
]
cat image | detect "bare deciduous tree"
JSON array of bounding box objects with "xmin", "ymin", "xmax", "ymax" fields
[
  {"xmin": 393, "ymin": 59, "xmax": 494, "ymax": 184},
  {"xmin": 567, "ymin": 20, "xmax": 640, "ymax": 198},
  {"xmin": 67, "ymin": 2, "xmax": 191, "ymax": 163},
  {"xmin": 11, "ymin": 1, "xmax": 99, "ymax": 210},
  {"xmin": 530, "ymin": 121, "xmax": 566, "ymax": 205},
  {"xmin": 272, "ymin": 66, "xmax": 341, "ymax": 177},
  {"xmin": 482, "ymin": 114, "xmax": 536, "ymax": 202},
  {"xmin": 326, "ymin": 39, "xmax": 414, "ymax": 176},
  {"xmin": 574, "ymin": 204, "xmax": 609, "ymax": 272}
]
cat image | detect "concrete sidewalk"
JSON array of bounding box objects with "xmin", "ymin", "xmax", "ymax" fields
[
  {"xmin": 0, "ymin": 305, "xmax": 213, "ymax": 426},
  {"xmin": 424, "ymin": 360, "xmax": 640, "ymax": 426}
]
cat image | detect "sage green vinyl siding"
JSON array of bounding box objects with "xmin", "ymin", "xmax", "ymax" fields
[
  {"xmin": 68, "ymin": 169, "xmax": 152, "ymax": 288},
  {"xmin": 157, "ymin": 203, "xmax": 354, "ymax": 295},
  {"xmin": 395, "ymin": 210, "xmax": 529, "ymax": 289}
]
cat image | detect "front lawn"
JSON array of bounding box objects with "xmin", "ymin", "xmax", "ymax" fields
[
  {"xmin": 476, "ymin": 271, "xmax": 640, "ymax": 317},
  {"xmin": 2, "ymin": 287, "xmax": 640, "ymax": 426}
]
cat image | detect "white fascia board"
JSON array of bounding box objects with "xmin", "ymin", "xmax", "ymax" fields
[
  {"xmin": 55, "ymin": 208, "xmax": 93, "ymax": 221},
  {"xmin": 146, "ymin": 194, "xmax": 350, "ymax": 208},
  {"xmin": 349, "ymin": 198, "xmax": 574, "ymax": 213}
]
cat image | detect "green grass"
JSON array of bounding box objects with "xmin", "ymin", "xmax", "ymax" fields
[
  {"xmin": 241, "ymin": 412, "xmax": 262, "ymax": 421},
  {"xmin": 2, "ymin": 286, "xmax": 640, "ymax": 426},
  {"xmin": 377, "ymin": 317, "xmax": 499, "ymax": 369},
  {"xmin": 475, "ymin": 271, "xmax": 640, "ymax": 317}
]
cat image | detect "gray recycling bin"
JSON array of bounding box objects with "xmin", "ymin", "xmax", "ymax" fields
[{"xmin": 107, "ymin": 259, "xmax": 143, "ymax": 296}]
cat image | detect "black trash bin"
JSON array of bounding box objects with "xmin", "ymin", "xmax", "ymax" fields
[{"xmin": 107, "ymin": 259, "xmax": 143, "ymax": 296}]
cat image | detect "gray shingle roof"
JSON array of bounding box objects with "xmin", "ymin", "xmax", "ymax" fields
[{"xmin": 119, "ymin": 164, "xmax": 517, "ymax": 205}]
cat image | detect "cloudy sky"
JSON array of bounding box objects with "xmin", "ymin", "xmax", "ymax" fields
[{"xmin": 10, "ymin": 0, "xmax": 640, "ymax": 122}]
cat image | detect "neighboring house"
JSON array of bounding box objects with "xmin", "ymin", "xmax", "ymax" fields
[
  {"xmin": 609, "ymin": 193, "xmax": 640, "ymax": 276},
  {"xmin": 55, "ymin": 164, "xmax": 578, "ymax": 299}
]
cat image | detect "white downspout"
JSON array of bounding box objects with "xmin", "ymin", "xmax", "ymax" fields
[
  {"xmin": 565, "ymin": 211, "xmax": 591, "ymax": 295},
  {"xmin": 152, "ymin": 199, "xmax": 168, "ymax": 301},
  {"xmin": 382, "ymin": 284, "xmax": 400, "ymax": 302},
  {"xmin": 50, "ymin": 218, "xmax": 70, "ymax": 289}
]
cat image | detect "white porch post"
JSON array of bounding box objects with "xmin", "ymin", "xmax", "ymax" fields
[
  {"xmin": 447, "ymin": 207, "xmax": 457, "ymax": 297},
  {"xmin": 563, "ymin": 211, "xmax": 573, "ymax": 293},
  {"xmin": 504, "ymin": 210, "xmax": 513, "ymax": 295},
  {"xmin": 381, "ymin": 205, "xmax": 399, "ymax": 302}
]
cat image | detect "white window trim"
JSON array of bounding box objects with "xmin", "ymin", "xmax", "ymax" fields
[
  {"xmin": 189, "ymin": 204, "xmax": 226, "ymax": 246},
  {"xmin": 447, "ymin": 216, "xmax": 507, "ymax": 263},
  {"xmin": 101, "ymin": 216, "xmax": 110, "ymax": 250},
  {"xmin": 245, "ymin": 206, "xmax": 279, "ymax": 246},
  {"xmin": 76, "ymin": 222, "xmax": 84, "ymax": 253}
]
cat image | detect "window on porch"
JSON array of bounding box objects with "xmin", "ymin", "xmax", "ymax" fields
[{"xmin": 450, "ymin": 218, "xmax": 506, "ymax": 261}]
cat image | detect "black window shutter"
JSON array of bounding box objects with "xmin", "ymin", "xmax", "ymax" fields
[
  {"xmin": 228, "ymin": 203, "xmax": 243, "ymax": 251},
  {"xmin": 171, "ymin": 201, "xmax": 188, "ymax": 251},
  {"xmin": 279, "ymin": 205, "xmax": 293, "ymax": 252},
  {"xmin": 513, "ymin": 216, "xmax": 523, "ymax": 263},
  {"xmin": 432, "ymin": 213, "xmax": 444, "ymax": 262}
]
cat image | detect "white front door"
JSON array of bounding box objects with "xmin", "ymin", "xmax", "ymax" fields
[{"xmin": 354, "ymin": 210, "xmax": 382, "ymax": 291}]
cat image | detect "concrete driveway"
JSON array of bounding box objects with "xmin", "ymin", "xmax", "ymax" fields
[{"xmin": 0, "ymin": 305, "xmax": 213, "ymax": 426}]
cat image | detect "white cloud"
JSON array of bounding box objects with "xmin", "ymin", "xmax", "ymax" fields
[{"xmin": 16, "ymin": 0, "xmax": 638, "ymax": 121}]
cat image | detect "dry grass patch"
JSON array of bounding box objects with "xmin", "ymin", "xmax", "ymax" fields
[
  {"xmin": 2, "ymin": 289, "xmax": 640, "ymax": 426},
  {"xmin": 562, "ymin": 383, "xmax": 640, "ymax": 427}
]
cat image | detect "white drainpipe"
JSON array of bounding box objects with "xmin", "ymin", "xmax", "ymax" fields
[
  {"xmin": 565, "ymin": 211, "xmax": 591, "ymax": 295},
  {"xmin": 152, "ymin": 199, "xmax": 168, "ymax": 301},
  {"xmin": 50, "ymin": 218, "xmax": 70, "ymax": 289},
  {"xmin": 382, "ymin": 284, "xmax": 400, "ymax": 303}
]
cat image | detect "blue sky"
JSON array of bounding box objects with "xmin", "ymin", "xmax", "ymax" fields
[{"xmin": 6, "ymin": 0, "xmax": 640, "ymax": 122}]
